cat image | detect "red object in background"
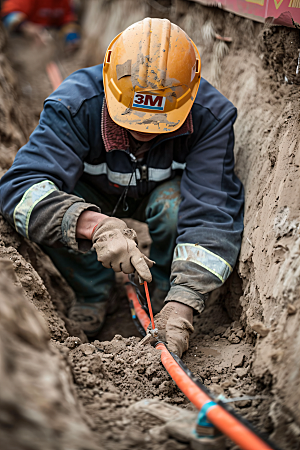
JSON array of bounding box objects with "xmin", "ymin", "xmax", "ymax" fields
[
  {"xmin": 1, "ymin": 0, "xmax": 76, "ymax": 27},
  {"xmin": 191, "ymin": 0, "xmax": 300, "ymax": 27}
]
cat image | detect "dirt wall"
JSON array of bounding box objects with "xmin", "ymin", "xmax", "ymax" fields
[{"xmin": 222, "ymin": 28, "xmax": 300, "ymax": 445}]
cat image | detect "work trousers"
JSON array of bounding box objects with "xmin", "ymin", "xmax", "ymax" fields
[{"xmin": 42, "ymin": 176, "xmax": 181, "ymax": 303}]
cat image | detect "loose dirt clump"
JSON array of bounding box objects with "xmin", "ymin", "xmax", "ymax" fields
[
  {"xmin": 259, "ymin": 25, "xmax": 300, "ymax": 84},
  {"xmin": 56, "ymin": 336, "xmax": 193, "ymax": 449}
]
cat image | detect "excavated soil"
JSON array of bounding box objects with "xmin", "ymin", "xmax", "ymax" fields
[{"xmin": 1, "ymin": 2, "xmax": 300, "ymax": 449}]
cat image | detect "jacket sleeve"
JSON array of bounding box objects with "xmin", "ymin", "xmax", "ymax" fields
[
  {"xmin": 0, "ymin": 91, "xmax": 102, "ymax": 252},
  {"xmin": 165, "ymin": 103, "xmax": 244, "ymax": 313}
]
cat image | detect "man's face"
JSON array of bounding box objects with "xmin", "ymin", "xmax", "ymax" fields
[{"xmin": 127, "ymin": 130, "xmax": 159, "ymax": 142}]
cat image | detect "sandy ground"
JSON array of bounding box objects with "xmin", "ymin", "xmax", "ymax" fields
[{"xmin": 1, "ymin": 2, "xmax": 300, "ymax": 449}]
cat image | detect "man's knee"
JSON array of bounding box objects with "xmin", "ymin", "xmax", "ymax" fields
[{"xmin": 146, "ymin": 177, "xmax": 181, "ymax": 230}]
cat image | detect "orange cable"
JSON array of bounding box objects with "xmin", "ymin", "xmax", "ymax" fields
[
  {"xmin": 125, "ymin": 276, "xmax": 275, "ymax": 450},
  {"xmin": 156, "ymin": 343, "xmax": 274, "ymax": 450},
  {"xmin": 124, "ymin": 277, "xmax": 150, "ymax": 331}
]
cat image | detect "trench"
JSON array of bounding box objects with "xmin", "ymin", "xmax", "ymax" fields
[{"xmin": 0, "ymin": 2, "xmax": 300, "ymax": 450}]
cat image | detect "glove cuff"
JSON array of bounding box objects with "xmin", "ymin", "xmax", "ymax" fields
[
  {"xmin": 92, "ymin": 217, "xmax": 138, "ymax": 244},
  {"xmin": 91, "ymin": 217, "xmax": 127, "ymax": 240}
]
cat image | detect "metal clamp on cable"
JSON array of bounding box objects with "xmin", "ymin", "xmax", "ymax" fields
[
  {"xmin": 139, "ymin": 328, "xmax": 160, "ymax": 347},
  {"xmin": 149, "ymin": 327, "xmax": 158, "ymax": 337}
]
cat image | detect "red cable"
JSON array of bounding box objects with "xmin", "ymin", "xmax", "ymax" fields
[{"xmin": 144, "ymin": 281, "xmax": 155, "ymax": 329}]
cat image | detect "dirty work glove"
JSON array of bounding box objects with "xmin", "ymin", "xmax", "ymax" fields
[
  {"xmin": 92, "ymin": 217, "xmax": 154, "ymax": 282},
  {"xmin": 151, "ymin": 301, "xmax": 194, "ymax": 357}
]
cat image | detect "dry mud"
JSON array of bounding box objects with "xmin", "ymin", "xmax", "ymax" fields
[{"xmin": 0, "ymin": 2, "xmax": 300, "ymax": 449}]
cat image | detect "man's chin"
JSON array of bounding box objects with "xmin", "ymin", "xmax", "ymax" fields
[{"xmin": 127, "ymin": 129, "xmax": 159, "ymax": 142}]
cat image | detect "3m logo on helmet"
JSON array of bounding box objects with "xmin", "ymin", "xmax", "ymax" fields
[{"xmin": 132, "ymin": 93, "xmax": 166, "ymax": 111}]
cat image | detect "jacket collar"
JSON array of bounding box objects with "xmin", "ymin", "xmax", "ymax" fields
[{"xmin": 101, "ymin": 99, "xmax": 193, "ymax": 152}]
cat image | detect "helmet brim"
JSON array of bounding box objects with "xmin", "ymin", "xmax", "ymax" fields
[{"xmin": 104, "ymin": 83, "xmax": 196, "ymax": 134}]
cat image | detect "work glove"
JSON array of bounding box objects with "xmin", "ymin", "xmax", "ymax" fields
[
  {"xmin": 92, "ymin": 217, "xmax": 154, "ymax": 282},
  {"xmin": 151, "ymin": 301, "xmax": 194, "ymax": 358}
]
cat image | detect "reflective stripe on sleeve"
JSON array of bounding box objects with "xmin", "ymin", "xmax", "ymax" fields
[
  {"xmin": 13, "ymin": 180, "xmax": 59, "ymax": 238},
  {"xmin": 148, "ymin": 167, "xmax": 171, "ymax": 182},
  {"xmin": 173, "ymin": 243, "xmax": 232, "ymax": 283},
  {"xmin": 171, "ymin": 161, "xmax": 186, "ymax": 171}
]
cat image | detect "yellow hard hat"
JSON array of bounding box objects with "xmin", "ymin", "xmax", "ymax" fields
[{"xmin": 103, "ymin": 18, "xmax": 201, "ymax": 134}]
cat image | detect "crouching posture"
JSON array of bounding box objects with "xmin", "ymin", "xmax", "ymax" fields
[{"xmin": 0, "ymin": 18, "xmax": 244, "ymax": 356}]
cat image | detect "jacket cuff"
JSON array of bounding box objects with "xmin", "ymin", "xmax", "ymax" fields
[
  {"xmin": 61, "ymin": 202, "xmax": 100, "ymax": 252},
  {"xmin": 164, "ymin": 284, "xmax": 207, "ymax": 314}
]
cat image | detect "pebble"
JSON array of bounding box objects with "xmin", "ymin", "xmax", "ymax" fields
[
  {"xmin": 78, "ymin": 343, "xmax": 96, "ymax": 355},
  {"xmin": 211, "ymin": 376, "xmax": 220, "ymax": 383},
  {"xmin": 221, "ymin": 379, "xmax": 234, "ymax": 388},
  {"xmin": 287, "ymin": 303, "xmax": 297, "ymax": 315},
  {"xmin": 101, "ymin": 392, "xmax": 119, "ymax": 402},
  {"xmin": 236, "ymin": 329, "xmax": 244, "ymax": 339},
  {"xmin": 250, "ymin": 321, "xmax": 269, "ymax": 337},
  {"xmin": 232, "ymin": 321, "xmax": 242, "ymax": 330},
  {"xmin": 223, "ymin": 327, "xmax": 232, "ymax": 338},
  {"xmin": 232, "ymin": 353, "xmax": 244, "ymax": 368},
  {"xmin": 236, "ymin": 367, "xmax": 248, "ymax": 378},
  {"xmin": 65, "ymin": 336, "xmax": 81, "ymax": 349},
  {"xmin": 228, "ymin": 334, "xmax": 240, "ymax": 344}
]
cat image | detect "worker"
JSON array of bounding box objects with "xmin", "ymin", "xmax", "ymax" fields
[
  {"xmin": 0, "ymin": 18, "xmax": 244, "ymax": 357},
  {"xmin": 1, "ymin": 0, "xmax": 80, "ymax": 48}
]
